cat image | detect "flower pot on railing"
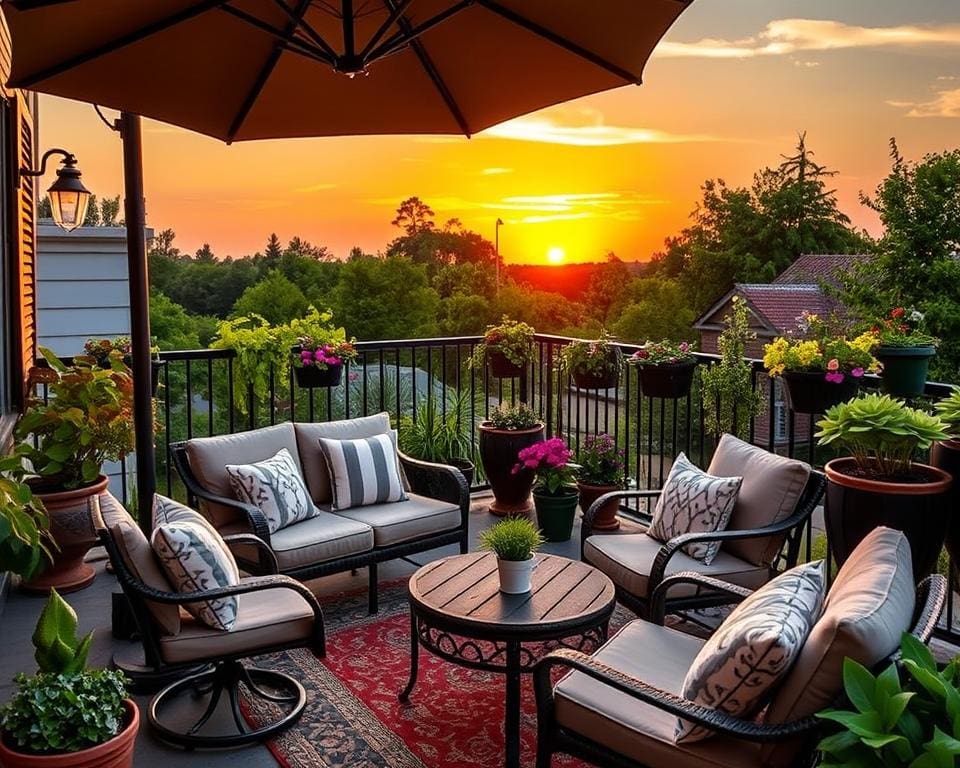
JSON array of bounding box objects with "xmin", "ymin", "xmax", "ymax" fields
[
  {"xmin": 293, "ymin": 363, "xmax": 343, "ymax": 388},
  {"xmin": 479, "ymin": 421, "xmax": 545, "ymax": 515},
  {"xmin": 534, "ymin": 488, "xmax": 579, "ymax": 542},
  {"xmin": 488, "ymin": 351, "xmax": 525, "ymax": 379},
  {"xmin": 781, "ymin": 370, "xmax": 859, "ymax": 414},
  {"xmin": 572, "ymin": 368, "xmax": 619, "ymax": 390},
  {"xmin": 637, "ymin": 361, "xmax": 697, "ymax": 399},
  {"xmin": 875, "ymin": 344, "xmax": 936, "ymax": 398}
]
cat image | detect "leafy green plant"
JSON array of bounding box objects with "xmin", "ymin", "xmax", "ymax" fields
[
  {"xmin": 873, "ymin": 307, "xmax": 939, "ymax": 348},
  {"xmin": 33, "ymin": 589, "xmax": 93, "ymax": 675},
  {"xmin": 816, "ymin": 393, "xmax": 949, "ymax": 478},
  {"xmin": 467, "ymin": 317, "xmax": 535, "ymax": 370},
  {"xmin": 478, "ymin": 517, "xmax": 545, "ymax": 561},
  {"xmin": 578, "ymin": 433, "xmax": 625, "ymax": 486},
  {"xmin": 487, "ymin": 402, "xmax": 540, "ymax": 430},
  {"xmin": 555, "ymin": 332, "xmax": 623, "ymax": 378},
  {"xmin": 0, "ymin": 454, "xmax": 51, "ymax": 579},
  {"xmin": 817, "ymin": 633, "xmax": 960, "ymax": 767},
  {"xmin": 398, "ymin": 390, "xmax": 478, "ymax": 463},
  {"xmin": 627, "ymin": 339, "xmax": 696, "ymax": 366},
  {"xmin": 935, "ymin": 387, "xmax": 960, "ymax": 440},
  {"xmin": 16, "ymin": 348, "xmax": 135, "ymax": 490},
  {"xmin": 700, "ymin": 297, "xmax": 764, "ymax": 438}
]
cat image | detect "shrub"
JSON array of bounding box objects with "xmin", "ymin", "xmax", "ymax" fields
[
  {"xmin": 478, "ymin": 518, "xmax": 544, "ymax": 561},
  {"xmin": 578, "ymin": 433, "xmax": 625, "ymax": 486},
  {"xmin": 488, "ymin": 402, "xmax": 540, "ymax": 430},
  {"xmin": 467, "ymin": 317, "xmax": 535, "ymax": 371},
  {"xmin": 556, "ymin": 333, "xmax": 623, "ymax": 378},
  {"xmin": 398, "ymin": 391, "xmax": 477, "ymax": 463}
]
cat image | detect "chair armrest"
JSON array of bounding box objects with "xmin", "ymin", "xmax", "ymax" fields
[
  {"xmin": 911, "ymin": 574, "xmax": 947, "ymax": 643},
  {"xmin": 580, "ymin": 489, "xmax": 661, "ymax": 558},
  {"xmin": 398, "ymin": 451, "xmax": 470, "ymax": 527},
  {"xmin": 222, "ymin": 534, "xmax": 279, "ymax": 575},
  {"xmin": 533, "ymin": 648, "xmax": 817, "ymax": 744},
  {"xmin": 649, "ymin": 572, "xmax": 753, "ymax": 625}
]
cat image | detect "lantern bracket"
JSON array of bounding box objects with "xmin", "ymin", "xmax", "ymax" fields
[{"xmin": 18, "ymin": 147, "xmax": 78, "ymax": 185}]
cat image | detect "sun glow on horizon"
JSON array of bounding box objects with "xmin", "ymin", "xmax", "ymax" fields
[{"xmin": 546, "ymin": 246, "xmax": 566, "ymax": 265}]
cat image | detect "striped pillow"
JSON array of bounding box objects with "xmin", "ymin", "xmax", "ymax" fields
[{"xmin": 318, "ymin": 433, "xmax": 407, "ymax": 510}]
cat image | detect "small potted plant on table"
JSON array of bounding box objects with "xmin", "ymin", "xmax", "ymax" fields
[
  {"xmin": 479, "ymin": 403, "xmax": 545, "ymax": 516},
  {"xmin": 872, "ymin": 307, "xmax": 938, "ymax": 397},
  {"xmin": 816, "ymin": 392, "xmax": 951, "ymax": 578},
  {"xmin": 468, "ymin": 317, "xmax": 535, "ymax": 379},
  {"xmin": 628, "ymin": 339, "xmax": 697, "ymax": 399},
  {"xmin": 577, "ymin": 433, "xmax": 626, "ymax": 531},
  {"xmin": 556, "ymin": 332, "xmax": 623, "ymax": 390},
  {"xmin": 933, "ymin": 386, "xmax": 960, "ymax": 574},
  {"xmin": 517, "ymin": 437, "xmax": 579, "ymax": 542},
  {"xmin": 478, "ymin": 518, "xmax": 545, "ymax": 594}
]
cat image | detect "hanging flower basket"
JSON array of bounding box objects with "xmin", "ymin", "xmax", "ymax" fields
[
  {"xmin": 291, "ymin": 339, "xmax": 356, "ymax": 389},
  {"xmin": 572, "ymin": 368, "xmax": 620, "ymax": 390},
  {"xmin": 781, "ymin": 370, "xmax": 859, "ymax": 414},
  {"xmin": 638, "ymin": 361, "xmax": 697, "ymax": 399},
  {"xmin": 488, "ymin": 350, "xmax": 525, "ymax": 379},
  {"xmin": 294, "ymin": 363, "xmax": 343, "ymax": 388}
]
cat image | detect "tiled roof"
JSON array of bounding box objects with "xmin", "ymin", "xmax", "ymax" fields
[
  {"xmin": 736, "ymin": 284, "xmax": 838, "ymax": 334},
  {"xmin": 773, "ymin": 253, "xmax": 869, "ymax": 287}
]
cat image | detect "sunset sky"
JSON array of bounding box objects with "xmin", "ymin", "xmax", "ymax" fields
[{"xmin": 36, "ymin": 0, "xmax": 960, "ymax": 265}]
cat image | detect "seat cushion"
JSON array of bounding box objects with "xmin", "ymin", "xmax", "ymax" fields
[
  {"xmin": 267, "ymin": 512, "xmax": 374, "ymax": 570},
  {"xmin": 225, "ymin": 448, "xmax": 320, "ymax": 533},
  {"xmin": 584, "ymin": 533, "xmax": 770, "ymax": 599},
  {"xmin": 554, "ymin": 620, "xmax": 766, "ymax": 768},
  {"xmin": 707, "ymin": 434, "xmax": 811, "ymax": 566},
  {"xmin": 158, "ymin": 587, "xmax": 315, "ymax": 665},
  {"xmin": 318, "ymin": 433, "xmax": 407, "ymax": 510},
  {"xmin": 185, "ymin": 423, "xmax": 301, "ymax": 528},
  {"xmin": 294, "ymin": 413, "xmax": 393, "ymax": 504},
  {"xmin": 648, "ymin": 453, "xmax": 742, "ymax": 564},
  {"xmin": 324, "ymin": 493, "xmax": 460, "ymax": 547}
]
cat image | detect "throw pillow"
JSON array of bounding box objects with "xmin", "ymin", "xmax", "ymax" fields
[
  {"xmin": 675, "ymin": 559, "xmax": 827, "ymax": 743},
  {"xmin": 648, "ymin": 453, "xmax": 742, "ymax": 564},
  {"xmin": 151, "ymin": 520, "xmax": 241, "ymax": 631},
  {"xmin": 225, "ymin": 448, "xmax": 319, "ymax": 534},
  {"xmin": 317, "ymin": 432, "xmax": 407, "ymax": 510}
]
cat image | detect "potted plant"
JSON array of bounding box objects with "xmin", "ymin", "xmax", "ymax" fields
[
  {"xmin": 292, "ymin": 338, "xmax": 358, "ymax": 388},
  {"xmin": 871, "ymin": 307, "xmax": 938, "ymax": 397},
  {"xmin": 478, "ymin": 517, "xmax": 545, "ymax": 595},
  {"xmin": 516, "ymin": 437, "xmax": 579, "ymax": 542},
  {"xmin": 467, "ymin": 317, "xmax": 535, "ymax": 379},
  {"xmin": 399, "ymin": 391, "xmax": 478, "ymax": 486},
  {"xmin": 627, "ymin": 339, "xmax": 697, "ymax": 399},
  {"xmin": 816, "ymin": 392, "xmax": 951, "ymax": 578},
  {"xmin": 556, "ymin": 332, "xmax": 623, "ymax": 389},
  {"xmin": 14, "ymin": 348, "xmax": 135, "ymax": 593},
  {"xmin": 479, "ymin": 403, "xmax": 545, "ymax": 515},
  {"xmin": 0, "ymin": 590, "xmax": 138, "ymax": 767},
  {"xmin": 932, "ymin": 386, "xmax": 960, "ymax": 576},
  {"xmin": 577, "ymin": 433, "xmax": 626, "ymax": 531},
  {"xmin": 84, "ymin": 336, "xmax": 162, "ymax": 396},
  {"xmin": 762, "ymin": 312, "xmax": 879, "ymax": 413}
]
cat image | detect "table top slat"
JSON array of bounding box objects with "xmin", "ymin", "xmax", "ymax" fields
[
  {"xmin": 541, "ymin": 570, "xmax": 613, "ymax": 621},
  {"xmin": 416, "ymin": 551, "xmax": 491, "ymax": 597},
  {"xmin": 523, "ymin": 558, "xmax": 596, "ymax": 621}
]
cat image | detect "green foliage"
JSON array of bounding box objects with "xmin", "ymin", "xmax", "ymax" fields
[
  {"xmin": 0, "ymin": 454, "xmax": 51, "ymax": 580},
  {"xmin": 232, "ymin": 270, "xmax": 309, "ymax": 325},
  {"xmin": 398, "ymin": 391, "xmax": 478, "ymax": 463},
  {"xmin": 627, "ymin": 339, "xmax": 696, "ymax": 366},
  {"xmin": 468, "ymin": 317, "xmax": 536, "ymax": 370},
  {"xmin": 583, "ymin": 254, "xmax": 632, "ymax": 323},
  {"xmin": 487, "ymin": 402, "xmax": 540, "ymax": 430},
  {"xmin": 817, "ymin": 633, "xmax": 960, "ymax": 768},
  {"xmin": 578, "ymin": 433, "xmax": 625, "ymax": 486},
  {"xmin": 556, "ymin": 333, "xmax": 624, "ymax": 378},
  {"xmin": 32, "ymin": 590, "xmax": 92, "ymax": 676},
  {"xmin": 16, "ymin": 349, "xmax": 135, "ymax": 489},
  {"xmin": 699, "ymin": 297, "xmax": 764, "ymax": 438},
  {"xmin": 816, "ymin": 393, "xmax": 949, "ymax": 478},
  {"xmin": 478, "ymin": 518, "xmax": 544, "ymax": 562},
  {"xmin": 611, "ymin": 276, "xmax": 696, "ymax": 344},
  {"xmin": 935, "ymin": 387, "xmax": 960, "ymax": 439},
  {"xmin": 149, "ymin": 290, "xmax": 201, "ymax": 351}
]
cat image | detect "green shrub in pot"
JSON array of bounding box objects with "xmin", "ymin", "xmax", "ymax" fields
[{"xmin": 487, "ymin": 402, "xmax": 540, "ymax": 431}]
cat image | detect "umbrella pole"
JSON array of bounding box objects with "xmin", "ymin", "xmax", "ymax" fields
[{"xmin": 119, "ymin": 112, "xmax": 156, "ymax": 536}]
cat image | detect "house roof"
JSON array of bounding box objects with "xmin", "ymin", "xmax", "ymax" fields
[
  {"xmin": 773, "ymin": 253, "xmax": 867, "ymax": 287},
  {"xmin": 694, "ymin": 283, "xmax": 841, "ymax": 336}
]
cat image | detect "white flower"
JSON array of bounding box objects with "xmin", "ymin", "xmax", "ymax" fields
[{"xmin": 910, "ymin": 310, "xmax": 924, "ymax": 323}]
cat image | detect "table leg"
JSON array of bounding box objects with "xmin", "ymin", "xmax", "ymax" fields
[
  {"xmin": 504, "ymin": 641, "xmax": 522, "ymax": 768},
  {"xmin": 398, "ymin": 611, "xmax": 419, "ymax": 701}
]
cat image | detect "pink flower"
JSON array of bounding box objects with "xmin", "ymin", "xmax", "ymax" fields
[
  {"xmin": 825, "ymin": 372, "xmax": 844, "ymax": 384},
  {"xmin": 826, "ymin": 358, "xmax": 840, "ymax": 371},
  {"xmin": 851, "ymin": 367, "xmax": 864, "ymax": 378},
  {"xmin": 679, "ymin": 342, "xmax": 690, "ymax": 353},
  {"xmin": 300, "ymin": 350, "xmax": 313, "ymax": 362}
]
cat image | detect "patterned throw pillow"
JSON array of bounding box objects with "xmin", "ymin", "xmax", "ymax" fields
[
  {"xmin": 225, "ymin": 448, "xmax": 319, "ymax": 534},
  {"xmin": 151, "ymin": 519, "xmax": 241, "ymax": 631},
  {"xmin": 676, "ymin": 559, "xmax": 827, "ymax": 743},
  {"xmin": 317, "ymin": 432, "xmax": 407, "ymax": 511},
  {"xmin": 648, "ymin": 453, "xmax": 743, "ymax": 564}
]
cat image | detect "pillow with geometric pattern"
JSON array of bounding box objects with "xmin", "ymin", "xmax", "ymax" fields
[
  {"xmin": 648, "ymin": 453, "xmax": 742, "ymax": 564},
  {"xmin": 225, "ymin": 448, "xmax": 319, "ymax": 534}
]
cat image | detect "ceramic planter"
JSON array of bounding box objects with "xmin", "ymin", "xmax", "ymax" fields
[
  {"xmin": 572, "ymin": 368, "xmax": 619, "ymax": 390},
  {"xmin": 534, "ymin": 488, "xmax": 579, "ymax": 542},
  {"xmin": 293, "ymin": 364, "xmax": 343, "ymax": 388},
  {"xmin": 824, "ymin": 457, "xmax": 952, "ymax": 579},
  {"xmin": 497, "ymin": 555, "xmax": 536, "ymax": 594},
  {"xmin": 22, "ymin": 475, "xmax": 109, "ymax": 594},
  {"xmin": 487, "ymin": 350, "xmax": 525, "ymax": 379},
  {"xmin": 875, "ymin": 344, "xmax": 936, "ymax": 398},
  {"xmin": 0, "ymin": 698, "xmax": 139, "ymax": 768},
  {"xmin": 931, "ymin": 438, "xmax": 960, "ymax": 579},
  {"xmin": 578, "ymin": 482, "xmax": 622, "ymax": 531},
  {"xmin": 479, "ymin": 422, "xmax": 545, "ymax": 515},
  {"xmin": 637, "ymin": 361, "xmax": 697, "ymax": 399},
  {"xmin": 781, "ymin": 370, "xmax": 859, "ymax": 414}
]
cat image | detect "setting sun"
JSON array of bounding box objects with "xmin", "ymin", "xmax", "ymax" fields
[{"xmin": 547, "ymin": 246, "xmax": 566, "ymax": 265}]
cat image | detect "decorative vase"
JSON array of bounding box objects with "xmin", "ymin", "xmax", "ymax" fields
[
  {"xmin": 578, "ymin": 482, "xmax": 622, "ymax": 531},
  {"xmin": 533, "ymin": 488, "xmax": 579, "ymax": 542},
  {"xmin": 22, "ymin": 475, "xmax": 110, "ymax": 594},
  {"xmin": 824, "ymin": 457, "xmax": 952, "ymax": 579},
  {"xmin": 293, "ymin": 364, "xmax": 343, "ymax": 388},
  {"xmin": 488, "ymin": 351, "xmax": 525, "ymax": 379},
  {"xmin": 875, "ymin": 344, "xmax": 936, "ymax": 398},
  {"xmin": 445, "ymin": 458, "xmax": 475, "ymax": 488},
  {"xmin": 496, "ymin": 555, "xmax": 535, "ymax": 594},
  {"xmin": 780, "ymin": 370, "xmax": 859, "ymax": 414},
  {"xmin": 572, "ymin": 368, "xmax": 619, "ymax": 390},
  {"xmin": 931, "ymin": 439, "xmax": 960, "ymax": 581},
  {"xmin": 0, "ymin": 698, "xmax": 139, "ymax": 768},
  {"xmin": 637, "ymin": 361, "xmax": 697, "ymax": 399},
  {"xmin": 479, "ymin": 422, "xmax": 545, "ymax": 515}
]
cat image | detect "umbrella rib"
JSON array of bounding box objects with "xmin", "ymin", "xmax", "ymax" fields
[
  {"xmin": 358, "ymin": 0, "xmax": 415, "ymax": 61},
  {"xmin": 475, "ymin": 0, "xmax": 641, "ymax": 85},
  {"xmin": 226, "ymin": 0, "xmax": 314, "ymax": 142},
  {"xmin": 218, "ymin": 5, "xmax": 336, "ymax": 65},
  {"xmin": 268, "ymin": 0, "xmax": 340, "ymax": 60},
  {"xmin": 365, "ymin": 0, "xmax": 472, "ymax": 64}
]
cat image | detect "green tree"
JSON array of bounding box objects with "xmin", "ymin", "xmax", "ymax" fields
[
  {"xmin": 231, "ymin": 270, "xmax": 309, "ymax": 325},
  {"xmin": 437, "ymin": 294, "xmax": 493, "ymax": 336},
  {"xmin": 583, "ymin": 253, "xmax": 632, "ymax": 323},
  {"xmin": 612, "ymin": 277, "xmax": 696, "ymax": 343},
  {"xmin": 150, "ymin": 290, "xmax": 200, "ymax": 351},
  {"xmin": 391, "ymin": 196, "xmax": 435, "ymax": 236},
  {"xmin": 432, "ymin": 262, "xmax": 496, "ymax": 299}
]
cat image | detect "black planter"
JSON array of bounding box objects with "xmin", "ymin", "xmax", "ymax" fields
[
  {"xmin": 931, "ymin": 439, "xmax": 960, "ymax": 580},
  {"xmin": 824, "ymin": 457, "xmax": 953, "ymax": 579},
  {"xmin": 294, "ymin": 364, "xmax": 343, "ymax": 388},
  {"xmin": 488, "ymin": 351, "xmax": 525, "ymax": 379},
  {"xmin": 445, "ymin": 458, "xmax": 475, "ymax": 488},
  {"xmin": 781, "ymin": 370, "xmax": 859, "ymax": 414},
  {"xmin": 637, "ymin": 361, "xmax": 696, "ymax": 399},
  {"xmin": 875, "ymin": 344, "xmax": 936, "ymax": 398},
  {"xmin": 573, "ymin": 368, "xmax": 619, "ymax": 390},
  {"xmin": 478, "ymin": 422, "xmax": 545, "ymax": 515}
]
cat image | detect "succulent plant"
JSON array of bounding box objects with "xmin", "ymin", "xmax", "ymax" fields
[{"xmin": 935, "ymin": 386, "xmax": 960, "ymax": 439}]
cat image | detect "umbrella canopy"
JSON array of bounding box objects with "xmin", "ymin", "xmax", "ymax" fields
[{"xmin": 4, "ymin": 0, "xmax": 691, "ymax": 142}]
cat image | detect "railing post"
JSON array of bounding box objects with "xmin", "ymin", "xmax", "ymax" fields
[{"xmin": 545, "ymin": 344, "xmax": 554, "ymax": 436}]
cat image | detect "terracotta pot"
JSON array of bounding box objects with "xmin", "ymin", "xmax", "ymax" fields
[
  {"xmin": 824, "ymin": 458, "xmax": 952, "ymax": 579},
  {"xmin": 781, "ymin": 370, "xmax": 859, "ymax": 414},
  {"xmin": 578, "ymin": 482, "xmax": 622, "ymax": 531},
  {"xmin": 0, "ymin": 698, "xmax": 139, "ymax": 768},
  {"xmin": 637, "ymin": 361, "xmax": 697, "ymax": 399},
  {"xmin": 479, "ymin": 422, "xmax": 545, "ymax": 516},
  {"xmin": 488, "ymin": 351, "xmax": 525, "ymax": 379},
  {"xmin": 22, "ymin": 476, "xmax": 109, "ymax": 594},
  {"xmin": 875, "ymin": 344, "xmax": 936, "ymax": 398},
  {"xmin": 931, "ymin": 438, "xmax": 960, "ymax": 581},
  {"xmin": 572, "ymin": 368, "xmax": 619, "ymax": 390}
]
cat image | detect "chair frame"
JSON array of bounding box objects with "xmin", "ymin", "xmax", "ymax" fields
[
  {"xmin": 533, "ymin": 571, "xmax": 947, "ymax": 768},
  {"xmin": 581, "ymin": 470, "xmax": 827, "ymax": 618},
  {"xmin": 170, "ymin": 441, "xmax": 470, "ymax": 613}
]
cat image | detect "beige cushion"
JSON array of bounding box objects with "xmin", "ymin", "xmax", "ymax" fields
[
  {"xmin": 554, "ymin": 620, "xmax": 766, "ymax": 768},
  {"xmin": 324, "ymin": 493, "xmax": 460, "ymax": 547},
  {"xmin": 265, "ymin": 512, "xmax": 374, "ymax": 570},
  {"xmin": 707, "ymin": 434, "xmax": 811, "ymax": 566},
  {"xmin": 583, "ymin": 533, "xmax": 770, "ymax": 599},
  {"xmin": 766, "ymin": 527, "xmax": 914, "ymax": 727},
  {"xmin": 294, "ymin": 413, "xmax": 392, "ymax": 504},
  {"xmin": 184, "ymin": 423, "xmax": 301, "ymax": 528},
  {"xmin": 158, "ymin": 587, "xmax": 315, "ymax": 665}
]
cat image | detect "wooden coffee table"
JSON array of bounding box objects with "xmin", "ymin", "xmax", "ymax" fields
[{"xmin": 399, "ymin": 551, "xmax": 616, "ymax": 768}]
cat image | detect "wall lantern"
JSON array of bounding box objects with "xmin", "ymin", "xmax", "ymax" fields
[{"xmin": 20, "ymin": 148, "xmax": 91, "ymax": 232}]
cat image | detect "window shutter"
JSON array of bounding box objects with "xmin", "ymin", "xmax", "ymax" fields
[{"xmin": 10, "ymin": 93, "xmax": 35, "ymax": 407}]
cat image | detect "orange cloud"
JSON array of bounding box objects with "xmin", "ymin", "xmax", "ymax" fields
[{"xmin": 890, "ymin": 88, "xmax": 960, "ymax": 118}]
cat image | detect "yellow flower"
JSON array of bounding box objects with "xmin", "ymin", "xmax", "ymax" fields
[
  {"xmin": 850, "ymin": 332, "xmax": 879, "ymax": 354},
  {"xmin": 794, "ymin": 340, "xmax": 822, "ymax": 367}
]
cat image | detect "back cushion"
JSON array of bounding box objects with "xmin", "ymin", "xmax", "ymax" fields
[
  {"xmin": 707, "ymin": 434, "xmax": 811, "ymax": 566},
  {"xmin": 294, "ymin": 413, "xmax": 392, "ymax": 504},
  {"xmin": 184, "ymin": 423, "xmax": 300, "ymax": 528}
]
